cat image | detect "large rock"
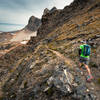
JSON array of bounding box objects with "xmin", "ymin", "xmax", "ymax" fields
[
  {"xmin": 43, "ymin": 8, "xmax": 50, "ymax": 16},
  {"xmin": 47, "ymin": 67, "xmax": 74, "ymax": 94},
  {"xmin": 44, "ymin": 64, "xmax": 96, "ymax": 100}
]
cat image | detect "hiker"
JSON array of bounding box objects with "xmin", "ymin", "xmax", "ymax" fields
[{"xmin": 79, "ymin": 40, "xmax": 93, "ymax": 81}]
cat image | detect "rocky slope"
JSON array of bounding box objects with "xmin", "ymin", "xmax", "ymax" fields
[
  {"xmin": 0, "ymin": 33, "xmax": 14, "ymax": 56},
  {"xmin": 0, "ymin": 32, "xmax": 13, "ymax": 43},
  {"xmin": 0, "ymin": 0, "xmax": 100, "ymax": 100},
  {"xmin": 28, "ymin": 0, "xmax": 100, "ymax": 45}
]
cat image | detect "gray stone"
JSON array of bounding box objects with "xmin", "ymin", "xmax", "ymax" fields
[{"xmin": 47, "ymin": 66, "xmax": 74, "ymax": 94}]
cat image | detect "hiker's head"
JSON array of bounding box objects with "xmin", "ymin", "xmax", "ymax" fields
[{"xmin": 81, "ymin": 40, "xmax": 87, "ymax": 44}]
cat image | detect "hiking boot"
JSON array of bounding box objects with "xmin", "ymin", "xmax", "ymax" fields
[{"xmin": 86, "ymin": 75, "xmax": 93, "ymax": 82}]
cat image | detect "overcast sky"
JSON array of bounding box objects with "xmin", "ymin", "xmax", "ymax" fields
[{"xmin": 0, "ymin": 0, "xmax": 74, "ymax": 31}]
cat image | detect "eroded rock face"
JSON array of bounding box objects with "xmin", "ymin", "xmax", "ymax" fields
[
  {"xmin": 43, "ymin": 8, "xmax": 50, "ymax": 16},
  {"xmin": 47, "ymin": 66, "xmax": 74, "ymax": 94},
  {"xmin": 37, "ymin": 8, "xmax": 60, "ymax": 38},
  {"xmin": 28, "ymin": 0, "xmax": 97, "ymax": 45},
  {"xmin": 26, "ymin": 16, "xmax": 41, "ymax": 31}
]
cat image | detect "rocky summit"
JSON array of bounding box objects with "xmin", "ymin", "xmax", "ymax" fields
[
  {"xmin": 0, "ymin": 0, "xmax": 100, "ymax": 100},
  {"xmin": 25, "ymin": 16, "xmax": 41, "ymax": 32}
]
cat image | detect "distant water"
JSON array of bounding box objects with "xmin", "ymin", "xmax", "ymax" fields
[{"xmin": 0, "ymin": 23, "xmax": 25, "ymax": 32}]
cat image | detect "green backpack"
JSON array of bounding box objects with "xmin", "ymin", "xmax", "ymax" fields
[{"xmin": 83, "ymin": 45, "xmax": 91, "ymax": 56}]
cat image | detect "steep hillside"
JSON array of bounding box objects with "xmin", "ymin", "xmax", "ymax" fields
[
  {"xmin": 28, "ymin": 0, "xmax": 100, "ymax": 45},
  {"xmin": 0, "ymin": 0, "xmax": 100, "ymax": 100}
]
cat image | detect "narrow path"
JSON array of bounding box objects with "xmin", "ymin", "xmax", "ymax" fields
[
  {"xmin": 0, "ymin": 43, "xmax": 23, "ymax": 58},
  {"xmin": 45, "ymin": 45, "xmax": 100, "ymax": 99},
  {"xmin": 4, "ymin": 43, "xmax": 22, "ymax": 54},
  {"xmin": 45, "ymin": 45, "xmax": 76, "ymax": 68}
]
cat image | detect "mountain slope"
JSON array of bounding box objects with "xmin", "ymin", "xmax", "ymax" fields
[{"xmin": 0, "ymin": 0, "xmax": 100, "ymax": 100}]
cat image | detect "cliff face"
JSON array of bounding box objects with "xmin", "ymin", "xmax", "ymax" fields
[
  {"xmin": 0, "ymin": 0, "xmax": 100, "ymax": 100},
  {"xmin": 28, "ymin": 0, "xmax": 99, "ymax": 45},
  {"xmin": 25, "ymin": 16, "xmax": 41, "ymax": 32}
]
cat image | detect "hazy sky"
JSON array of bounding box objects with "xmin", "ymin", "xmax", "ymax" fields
[{"xmin": 0, "ymin": 0, "xmax": 74, "ymax": 31}]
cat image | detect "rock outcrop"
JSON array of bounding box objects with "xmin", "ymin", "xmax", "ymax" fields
[
  {"xmin": 43, "ymin": 8, "xmax": 50, "ymax": 16},
  {"xmin": 25, "ymin": 16, "xmax": 41, "ymax": 32},
  {"xmin": 28, "ymin": 0, "xmax": 99, "ymax": 45}
]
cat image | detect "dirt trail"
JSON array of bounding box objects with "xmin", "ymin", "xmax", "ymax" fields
[
  {"xmin": 45, "ymin": 45, "xmax": 76, "ymax": 68},
  {"xmin": 0, "ymin": 43, "xmax": 23, "ymax": 58},
  {"xmin": 45, "ymin": 45, "xmax": 100, "ymax": 99}
]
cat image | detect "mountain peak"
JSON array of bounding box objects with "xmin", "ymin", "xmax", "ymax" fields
[
  {"xmin": 26, "ymin": 16, "xmax": 41, "ymax": 31},
  {"xmin": 43, "ymin": 8, "xmax": 50, "ymax": 15}
]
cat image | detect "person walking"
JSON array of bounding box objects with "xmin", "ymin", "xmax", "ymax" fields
[{"xmin": 79, "ymin": 41, "xmax": 93, "ymax": 81}]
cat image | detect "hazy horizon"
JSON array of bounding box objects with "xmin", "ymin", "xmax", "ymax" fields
[
  {"xmin": 0, "ymin": 0, "xmax": 74, "ymax": 32},
  {"xmin": 0, "ymin": 23, "xmax": 25, "ymax": 32}
]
